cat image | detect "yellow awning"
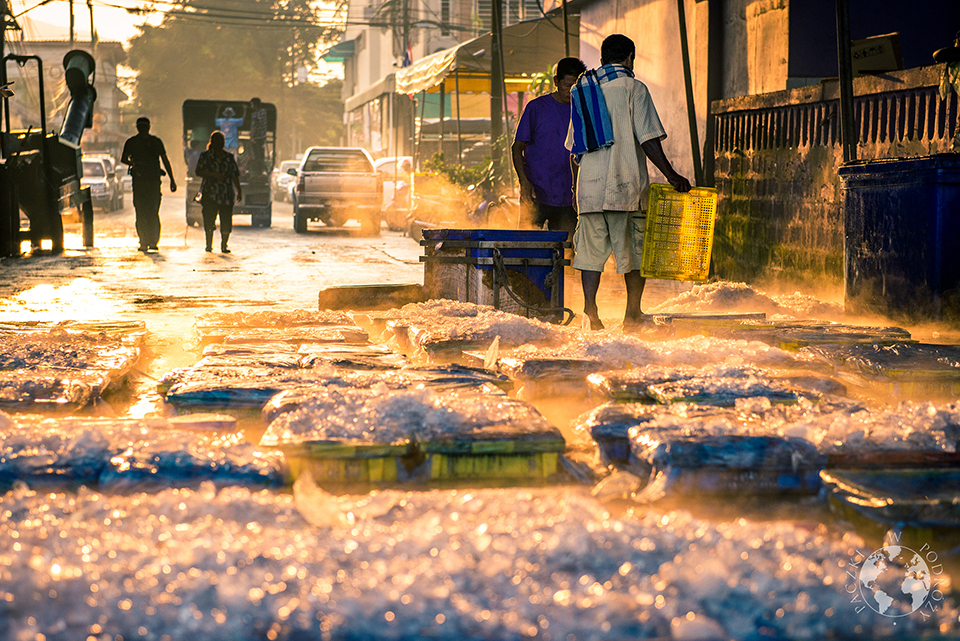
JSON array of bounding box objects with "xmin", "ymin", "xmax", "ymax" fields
[
  {"xmin": 427, "ymin": 72, "xmax": 545, "ymax": 94},
  {"xmin": 395, "ymin": 15, "xmax": 579, "ymax": 95}
]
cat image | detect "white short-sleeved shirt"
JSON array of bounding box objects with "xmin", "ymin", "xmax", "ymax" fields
[{"xmin": 566, "ymin": 73, "xmax": 667, "ymax": 213}]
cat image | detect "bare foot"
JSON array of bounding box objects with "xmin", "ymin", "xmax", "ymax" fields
[{"xmin": 622, "ymin": 313, "xmax": 645, "ymax": 331}]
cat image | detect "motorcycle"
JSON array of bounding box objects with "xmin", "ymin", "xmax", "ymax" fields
[
  {"xmin": 465, "ymin": 166, "xmax": 519, "ymax": 229},
  {"xmin": 383, "ymin": 177, "xmax": 412, "ymax": 232},
  {"xmin": 405, "ymin": 165, "xmax": 519, "ymax": 240}
]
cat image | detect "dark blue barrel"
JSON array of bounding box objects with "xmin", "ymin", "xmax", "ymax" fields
[{"xmin": 839, "ymin": 155, "xmax": 960, "ymax": 322}]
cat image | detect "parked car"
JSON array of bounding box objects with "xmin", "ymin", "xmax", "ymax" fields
[
  {"xmin": 96, "ymin": 155, "xmax": 124, "ymax": 205},
  {"xmin": 292, "ymin": 147, "xmax": 382, "ymax": 235},
  {"xmin": 272, "ymin": 160, "xmax": 299, "ymax": 202},
  {"xmin": 373, "ymin": 156, "xmax": 413, "ymax": 231},
  {"xmin": 80, "ymin": 156, "xmax": 122, "ymax": 211}
]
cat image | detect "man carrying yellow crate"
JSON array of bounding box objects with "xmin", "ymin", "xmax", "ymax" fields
[{"xmin": 567, "ymin": 34, "xmax": 691, "ymax": 330}]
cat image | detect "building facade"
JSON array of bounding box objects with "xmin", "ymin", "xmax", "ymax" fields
[
  {"xmin": 562, "ymin": 0, "xmax": 960, "ymax": 292},
  {"xmin": 333, "ymin": 0, "xmax": 548, "ymax": 162}
]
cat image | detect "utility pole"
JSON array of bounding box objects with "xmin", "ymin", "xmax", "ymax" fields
[
  {"xmin": 561, "ymin": 0, "xmax": 569, "ymax": 57},
  {"xmin": 835, "ymin": 0, "xmax": 856, "ymax": 163},
  {"xmin": 676, "ymin": 0, "xmax": 702, "ymax": 186},
  {"xmin": 69, "ymin": 0, "xmax": 75, "ymax": 48},
  {"xmin": 1, "ymin": 0, "xmax": 7, "ymax": 151},
  {"xmin": 87, "ymin": 0, "xmax": 97, "ymax": 54},
  {"xmin": 489, "ymin": 0, "xmax": 505, "ymax": 184}
]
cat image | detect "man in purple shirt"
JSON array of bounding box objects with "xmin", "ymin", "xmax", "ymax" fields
[{"xmin": 512, "ymin": 57, "xmax": 587, "ymax": 240}]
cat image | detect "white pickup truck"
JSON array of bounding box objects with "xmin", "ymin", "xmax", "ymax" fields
[{"xmin": 291, "ymin": 147, "xmax": 383, "ymax": 235}]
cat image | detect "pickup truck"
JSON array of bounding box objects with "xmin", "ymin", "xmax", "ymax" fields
[{"xmin": 292, "ymin": 147, "xmax": 382, "ymax": 235}]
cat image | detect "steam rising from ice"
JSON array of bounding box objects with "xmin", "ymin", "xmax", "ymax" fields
[{"xmin": 648, "ymin": 281, "xmax": 845, "ymax": 320}]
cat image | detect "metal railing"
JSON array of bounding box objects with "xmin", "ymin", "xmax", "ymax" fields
[{"xmin": 714, "ymin": 69, "xmax": 958, "ymax": 157}]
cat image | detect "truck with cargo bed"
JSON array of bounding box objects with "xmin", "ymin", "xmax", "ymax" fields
[
  {"xmin": 182, "ymin": 99, "xmax": 277, "ymax": 228},
  {"xmin": 291, "ymin": 147, "xmax": 382, "ymax": 235}
]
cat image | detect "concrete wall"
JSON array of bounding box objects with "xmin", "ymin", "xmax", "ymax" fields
[
  {"xmin": 714, "ymin": 139, "xmax": 844, "ymax": 292},
  {"xmin": 712, "ymin": 65, "xmax": 959, "ymax": 293}
]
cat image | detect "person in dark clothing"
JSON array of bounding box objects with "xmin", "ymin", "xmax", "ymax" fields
[
  {"xmin": 249, "ymin": 97, "xmax": 269, "ymax": 175},
  {"xmin": 121, "ymin": 117, "xmax": 177, "ymax": 252},
  {"xmin": 195, "ymin": 131, "xmax": 242, "ymax": 253}
]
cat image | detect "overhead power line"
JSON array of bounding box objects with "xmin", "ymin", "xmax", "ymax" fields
[{"xmin": 12, "ymin": 0, "xmax": 488, "ymax": 35}]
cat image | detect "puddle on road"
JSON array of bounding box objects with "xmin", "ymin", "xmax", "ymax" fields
[
  {"xmin": 133, "ymin": 295, "xmax": 274, "ymax": 308},
  {"xmin": 0, "ymin": 278, "xmax": 126, "ymax": 321}
]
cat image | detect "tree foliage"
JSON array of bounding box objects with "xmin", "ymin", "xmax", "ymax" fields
[{"xmin": 126, "ymin": 0, "xmax": 345, "ymax": 174}]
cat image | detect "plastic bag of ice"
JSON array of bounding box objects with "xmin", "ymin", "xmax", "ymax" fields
[
  {"xmin": 260, "ymin": 386, "xmax": 420, "ymax": 450},
  {"xmin": 0, "ymin": 416, "xmax": 286, "ymax": 490},
  {"xmin": 781, "ymin": 401, "xmax": 960, "ymax": 465},
  {"xmin": 587, "ymin": 363, "xmax": 759, "ymax": 402},
  {"xmin": 576, "ymin": 402, "xmax": 746, "ymax": 463},
  {"xmin": 0, "ymin": 369, "xmax": 108, "ymax": 409},
  {"xmin": 195, "ymin": 308, "xmax": 354, "ymax": 329},
  {"xmin": 0, "ymin": 419, "xmax": 111, "ymax": 485},
  {"xmin": 98, "ymin": 429, "xmax": 287, "ymax": 491},
  {"xmin": 627, "ymin": 418, "xmax": 825, "ymax": 496}
]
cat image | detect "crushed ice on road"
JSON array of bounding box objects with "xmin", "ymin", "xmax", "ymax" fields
[
  {"xmin": 3, "ymin": 283, "xmax": 960, "ymax": 639},
  {"xmin": 1, "ymin": 479, "xmax": 950, "ymax": 641}
]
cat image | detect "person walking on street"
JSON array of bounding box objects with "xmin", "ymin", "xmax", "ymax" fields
[
  {"xmin": 195, "ymin": 131, "xmax": 242, "ymax": 253},
  {"xmin": 121, "ymin": 117, "xmax": 177, "ymax": 252},
  {"xmin": 216, "ymin": 106, "xmax": 244, "ymax": 155},
  {"xmin": 567, "ymin": 34, "xmax": 691, "ymax": 330},
  {"xmin": 512, "ymin": 57, "xmax": 587, "ymax": 240}
]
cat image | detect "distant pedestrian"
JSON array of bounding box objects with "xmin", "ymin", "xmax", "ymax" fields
[
  {"xmin": 216, "ymin": 106, "xmax": 244, "ymax": 154},
  {"xmin": 121, "ymin": 116, "xmax": 177, "ymax": 252},
  {"xmin": 567, "ymin": 34, "xmax": 691, "ymax": 330},
  {"xmin": 195, "ymin": 131, "xmax": 242, "ymax": 253},
  {"xmin": 249, "ymin": 97, "xmax": 268, "ymax": 176},
  {"xmin": 512, "ymin": 57, "xmax": 587, "ymax": 240}
]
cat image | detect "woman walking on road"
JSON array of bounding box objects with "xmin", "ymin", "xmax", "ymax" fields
[{"xmin": 195, "ymin": 131, "xmax": 242, "ymax": 253}]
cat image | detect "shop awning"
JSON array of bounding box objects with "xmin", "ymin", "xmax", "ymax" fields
[
  {"xmin": 344, "ymin": 74, "xmax": 395, "ymax": 113},
  {"xmin": 394, "ymin": 14, "xmax": 579, "ymax": 95},
  {"xmin": 322, "ymin": 39, "xmax": 357, "ymax": 63}
]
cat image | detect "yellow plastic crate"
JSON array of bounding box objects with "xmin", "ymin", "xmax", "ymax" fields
[{"xmin": 641, "ymin": 184, "xmax": 718, "ymax": 281}]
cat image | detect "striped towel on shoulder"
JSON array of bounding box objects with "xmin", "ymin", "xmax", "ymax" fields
[{"xmin": 570, "ymin": 64, "xmax": 635, "ymax": 156}]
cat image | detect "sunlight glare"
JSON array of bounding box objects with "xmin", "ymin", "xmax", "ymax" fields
[{"xmin": 0, "ymin": 278, "xmax": 124, "ymax": 321}]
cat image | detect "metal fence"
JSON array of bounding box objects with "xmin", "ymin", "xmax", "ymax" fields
[{"xmin": 714, "ymin": 73, "xmax": 958, "ymax": 157}]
